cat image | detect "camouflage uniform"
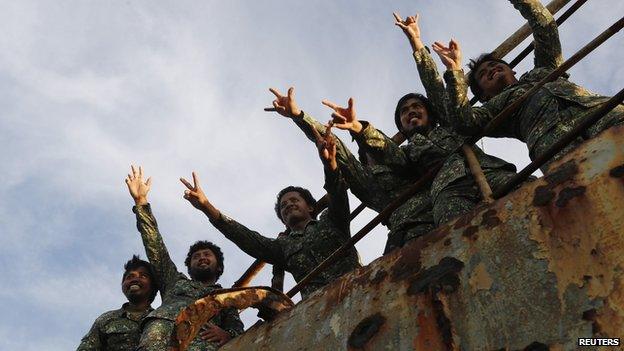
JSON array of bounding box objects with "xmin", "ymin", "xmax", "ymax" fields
[
  {"xmin": 293, "ymin": 113, "xmax": 434, "ymax": 254},
  {"xmin": 77, "ymin": 304, "xmax": 153, "ymax": 351},
  {"xmin": 133, "ymin": 204, "xmax": 244, "ymax": 351},
  {"xmin": 353, "ymin": 122, "xmax": 517, "ymax": 226},
  {"xmin": 444, "ymin": 0, "xmax": 624, "ymax": 171},
  {"xmin": 209, "ymin": 168, "xmax": 361, "ymax": 299}
]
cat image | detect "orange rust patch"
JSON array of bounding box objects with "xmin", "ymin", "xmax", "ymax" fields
[
  {"xmin": 413, "ymin": 294, "xmax": 447, "ymax": 351},
  {"xmin": 468, "ymin": 262, "xmax": 493, "ymax": 293},
  {"xmin": 595, "ymin": 275, "xmax": 624, "ymax": 337}
]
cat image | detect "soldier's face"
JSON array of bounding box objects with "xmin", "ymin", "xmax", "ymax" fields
[
  {"xmin": 189, "ymin": 248, "xmax": 219, "ymax": 278},
  {"xmin": 475, "ymin": 60, "xmax": 517, "ymax": 100},
  {"xmin": 121, "ymin": 266, "xmax": 153, "ymax": 303},
  {"xmin": 279, "ymin": 191, "xmax": 314, "ymax": 225},
  {"xmin": 399, "ymin": 98, "xmax": 430, "ymax": 134}
]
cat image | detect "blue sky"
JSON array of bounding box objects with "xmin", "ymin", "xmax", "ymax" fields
[{"xmin": 0, "ymin": 1, "xmax": 622, "ymax": 349}]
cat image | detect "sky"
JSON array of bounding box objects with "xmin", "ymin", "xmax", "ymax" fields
[{"xmin": 0, "ymin": 1, "xmax": 622, "ymax": 349}]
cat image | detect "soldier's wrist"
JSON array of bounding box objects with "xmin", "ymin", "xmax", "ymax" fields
[{"xmin": 134, "ymin": 197, "xmax": 148, "ymax": 206}]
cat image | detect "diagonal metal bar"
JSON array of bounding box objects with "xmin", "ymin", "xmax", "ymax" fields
[{"xmin": 493, "ymin": 87, "xmax": 624, "ymax": 198}]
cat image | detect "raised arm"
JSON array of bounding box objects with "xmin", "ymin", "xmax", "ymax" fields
[
  {"xmin": 125, "ymin": 165, "xmax": 181, "ymax": 295},
  {"xmin": 510, "ymin": 0, "xmax": 562, "ymax": 69},
  {"xmin": 394, "ymin": 12, "xmax": 449, "ymax": 124},
  {"xmin": 322, "ymin": 98, "xmax": 412, "ymax": 173},
  {"xmin": 180, "ymin": 172, "xmax": 285, "ymax": 266},
  {"xmin": 433, "ymin": 40, "xmax": 512, "ymax": 137},
  {"xmin": 310, "ymin": 125, "xmax": 351, "ymax": 235}
]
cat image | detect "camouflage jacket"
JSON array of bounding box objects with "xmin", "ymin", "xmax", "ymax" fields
[
  {"xmin": 133, "ymin": 205, "xmax": 244, "ymax": 341},
  {"xmin": 210, "ymin": 168, "xmax": 361, "ymax": 299},
  {"xmin": 352, "ymin": 122, "xmax": 515, "ymax": 201},
  {"xmin": 294, "ymin": 112, "xmax": 432, "ymax": 233},
  {"xmin": 77, "ymin": 304, "xmax": 153, "ymax": 351},
  {"xmin": 443, "ymin": 0, "xmax": 613, "ymax": 160}
]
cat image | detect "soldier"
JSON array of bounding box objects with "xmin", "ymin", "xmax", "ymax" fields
[
  {"xmin": 180, "ymin": 125, "xmax": 361, "ymax": 299},
  {"xmin": 125, "ymin": 166, "xmax": 243, "ymax": 351},
  {"xmin": 77, "ymin": 255, "xmax": 157, "ymax": 351},
  {"xmin": 436, "ymin": 0, "xmax": 624, "ymax": 171},
  {"xmin": 321, "ymin": 13, "xmax": 521, "ymax": 226},
  {"xmin": 265, "ymin": 87, "xmax": 434, "ymax": 254}
]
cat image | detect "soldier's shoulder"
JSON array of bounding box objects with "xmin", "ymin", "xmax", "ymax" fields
[{"xmin": 92, "ymin": 307, "xmax": 124, "ymax": 326}]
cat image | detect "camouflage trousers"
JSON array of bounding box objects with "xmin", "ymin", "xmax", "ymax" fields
[
  {"xmin": 533, "ymin": 104, "xmax": 624, "ymax": 172},
  {"xmin": 138, "ymin": 317, "xmax": 219, "ymax": 351},
  {"xmin": 432, "ymin": 171, "xmax": 519, "ymax": 226}
]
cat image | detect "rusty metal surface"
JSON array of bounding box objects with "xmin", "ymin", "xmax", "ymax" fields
[
  {"xmin": 221, "ymin": 125, "xmax": 624, "ymax": 351},
  {"xmin": 173, "ymin": 287, "xmax": 294, "ymax": 351}
]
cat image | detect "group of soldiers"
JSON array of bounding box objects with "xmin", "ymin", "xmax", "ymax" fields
[{"xmin": 78, "ymin": 0, "xmax": 623, "ymax": 350}]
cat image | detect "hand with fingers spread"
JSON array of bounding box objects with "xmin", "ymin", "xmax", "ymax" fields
[
  {"xmin": 199, "ymin": 323, "xmax": 232, "ymax": 346},
  {"xmin": 180, "ymin": 172, "xmax": 221, "ymax": 221},
  {"xmin": 264, "ymin": 87, "xmax": 302, "ymax": 118},
  {"xmin": 321, "ymin": 98, "xmax": 362, "ymax": 134},
  {"xmin": 311, "ymin": 122, "xmax": 338, "ymax": 171},
  {"xmin": 432, "ymin": 39, "xmax": 462, "ymax": 71},
  {"xmin": 393, "ymin": 12, "xmax": 424, "ymax": 52},
  {"xmin": 125, "ymin": 165, "xmax": 152, "ymax": 206}
]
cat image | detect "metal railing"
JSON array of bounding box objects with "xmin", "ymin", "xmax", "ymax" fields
[{"xmin": 231, "ymin": 0, "xmax": 622, "ymax": 298}]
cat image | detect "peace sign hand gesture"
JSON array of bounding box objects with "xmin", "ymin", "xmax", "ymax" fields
[
  {"xmin": 264, "ymin": 87, "xmax": 302, "ymax": 119},
  {"xmin": 432, "ymin": 39, "xmax": 463, "ymax": 71},
  {"xmin": 180, "ymin": 172, "xmax": 221, "ymax": 220},
  {"xmin": 321, "ymin": 97, "xmax": 363, "ymax": 134}
]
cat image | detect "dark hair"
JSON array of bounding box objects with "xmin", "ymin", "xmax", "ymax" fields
[
  {"xmin": 274, "ymin": 186, "xmax": 317, "ymax": 222},
  {"xmin": 184, "ymin": 241, "xmax": 225, "ymax": 279},
  {"xmin": 357, "ymin": 147, "xmax": 369, "ymax": 166},
  {"xmin": 123, "ymin": 255, "xmax": 158, "ymax": 303},
  {"xmin": 394, "ymin": 93, "xmax": 438, "ymax": 136},
  {"xmin": 467, "ymin": 53, "xmax": 511, "ymax": 102}
]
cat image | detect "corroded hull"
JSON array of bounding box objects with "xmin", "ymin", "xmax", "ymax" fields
[{"xmin": 222, "ymin": 126, "xmax": 624, "ymax": 351}]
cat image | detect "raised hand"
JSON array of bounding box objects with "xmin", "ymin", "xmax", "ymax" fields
[
  {"xmin": 264, "ymin": 87, "xmax": 302, "ymax": 118},
  {"xmin": 311, "ymin": 122, "xmax": 338, "ymax": 171},
  {"xmin": 125, "ymin": 165, "xmax": 151, "ymax": 206},
  {"xmin": 393, "ymin": 12, "xmax": 424, "ymax": 51},
  {"xmin": 180, "ymin": 172, "xmax": 220, "ymax": 220},
  {"xmin": 321, "ymin": 97, "xmax": 362, "ymax": 134},
  {"xmin": 199, "ymin": 323, "xmax": 232, "ymax": 346},
  {"xmin": 432, "ymin": 39, "xmax": 462, "ymax": 71}
]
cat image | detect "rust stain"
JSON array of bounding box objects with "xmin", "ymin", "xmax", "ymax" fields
[
  {"xmin": 609, "ymin": 164, "xmax": 624, "ymax": 178},
  {"xmin": 468, "ymin": 262, "xmax": 493, "ymax": 293},
  {"xmin": 554, "ymin": 186, "xmax": 586, "ymax": 208},
  {"xmin": 595, "ymin": 275, "xmax": 624, "ymax": 337},
  {"xmin": 347, "ymin": 312, "xmax": 386, "ymax": 350},
  {"xmin": 480, "ymin": 209, "xmax": 502, "ymax": 229},
  {"xmin": 407, "ymin": 257, "xmax": 464, "ymax": 296},
  {"xmin": 544, "ymin": 160, "xmax": 578, "ymax": 186},
  {"xmin": 462, "ymin": 225, "xmax": 478, "ymax": 239},
  {"xmin": 413, "ymin": 294, "xmax": 448, "ymax": 351},
  {"xmin": 533, "ymin": 185, "xmax": 555, "ymax": 206}
]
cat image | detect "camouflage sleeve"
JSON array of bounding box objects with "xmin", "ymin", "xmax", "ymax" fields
[
  {"xmin": 351, "ymin": 122, "xmax": 410, "ymax": 171},
  {"xmin": 76, "ymin": 319, "xmax": 103, "ymax": 351},
  {"xmin": 510, "ymin": 0, "xmax": 562, "ymax": 69},
  {"xmin": 323, "ymin": 167, "xmax": 351, "ymax": 237},
  {"xmin": 294, "ymin": 112, "xmax": 388, "ymax": 212},
  {"xmin": 133, "ymin": 204, "xmax": 183, "ymax": 297},
  {"xmin": 413, "ymin": 46, "xmax": 450, "ymax": 125},
  {"xmin": 218, "ymin": 307, "xmax": 245, "ymax": 338},
  {"xmin": 443, "ymin": 70, "xmax": 511, "ymax": 137},
  {"xmin": 210, "ymin": 214, "xmax": 285, "ymax": 266}
]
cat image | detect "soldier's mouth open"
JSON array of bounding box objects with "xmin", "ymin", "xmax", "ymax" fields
[{"xmin": 129, "ymin": 284, "xmax": 142, "ymax": 291}]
